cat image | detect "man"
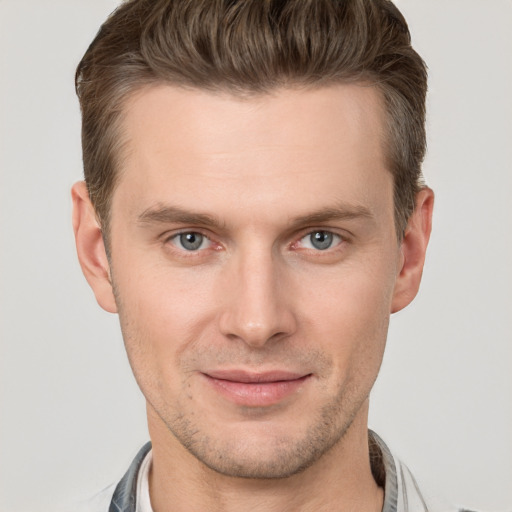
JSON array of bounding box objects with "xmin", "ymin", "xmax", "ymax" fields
[{"xmin": 72, "ymin": 0, "xmax": 440, "ymax": 510}]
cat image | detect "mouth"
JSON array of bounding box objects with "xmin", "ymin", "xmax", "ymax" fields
[{"xmin": 201, "ymin": 370, "xmax": 312, "ymax": 407}]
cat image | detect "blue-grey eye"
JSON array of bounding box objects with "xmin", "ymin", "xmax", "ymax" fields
[
  {"xmin": 177, "ymin": 232, "xmax": 207, "ymax": 251},
  {"xmin": 310, "ymin": 231, "xmax": 333, "ymax": 250},
  {"xmin": 300, "ymin": 230, "xmax": 341, "ymax": 250}
]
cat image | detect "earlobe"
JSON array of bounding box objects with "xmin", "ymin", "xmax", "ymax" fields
[
  {"xmin": 71, "ymin": 181, "xmax": 118, "ymax": 314},
  {"xmin": 391, "ymin": 187, "xmax": 434, "ymax": 314}
]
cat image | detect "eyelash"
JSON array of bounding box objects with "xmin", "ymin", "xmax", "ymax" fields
[
  {"xmin": 162, "ymin": 229, "xmax": 347, "ymax": 256},
  {"xmin": 295, "ymin": 231, "xmax": 344, "ymax": 252},
  {"xmin": 165, "ymin": 231, "xmax": 215, "ymax": 252}
]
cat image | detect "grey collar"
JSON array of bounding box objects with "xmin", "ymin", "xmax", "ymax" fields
[
  {"xmin": 109, "ymin": 441, "xmax": 152, "ymax": 512},
  {"xmin": 370, "ymin": 430, "xmax": 399, "ymax": 512}
]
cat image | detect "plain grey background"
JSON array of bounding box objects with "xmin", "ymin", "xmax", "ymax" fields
[{"xmin": 1, "ymin": 1, "xmax": 511, "ymax": 511}]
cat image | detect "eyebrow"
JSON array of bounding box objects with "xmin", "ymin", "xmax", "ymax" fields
[
  {"xmin": 288, "ymin": 204, "xmax": 374, "ymax": 228},
  {"xmin": 137, "ymin": 202, "xmax": 374, "ymax": 230},
  {"xmin": 137, "ymin": 205, "xmax": 225, "ymax": 229}
]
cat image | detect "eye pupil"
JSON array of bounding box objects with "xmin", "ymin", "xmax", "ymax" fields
[
  {"xmin": 310, "ymin": 231, "xmax": 333, "ymax": 250},
  {"xmin": 180, "ymin": 232, "xmax": 203, "ymax": 250}
]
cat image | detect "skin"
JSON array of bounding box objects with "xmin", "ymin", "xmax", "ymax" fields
[{"xmin": 72, "ymin": 84, "xmax": 433, "ymax": 512}]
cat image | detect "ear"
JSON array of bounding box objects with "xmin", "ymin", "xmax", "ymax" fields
[
  {"xmin": 391, "ymin": 187, "xmax": 434, "ymax": 313},
  {"xmin": 71, "ymin": 181, "xmax": 118, "ymax": 313}
]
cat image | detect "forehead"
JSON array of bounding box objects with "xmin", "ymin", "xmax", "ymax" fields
[
  {"xmin": 112, "ymin": 83, "xmax": 392, "ymax": 225},
  {"xmin": 120, "ymin": 83, "xmax": 386, "ymax": 158}
]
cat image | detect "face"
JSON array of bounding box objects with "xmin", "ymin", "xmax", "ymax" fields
[{"xmin": 76, "ymin": 84, "xmax": 425, "ymax": 479}]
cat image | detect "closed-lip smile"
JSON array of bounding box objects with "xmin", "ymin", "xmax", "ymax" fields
[{"xmin": 201, "ymin": 369, "xmax": 312, "ymax": 407}]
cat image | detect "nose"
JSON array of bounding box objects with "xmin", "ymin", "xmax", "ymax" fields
[{"xmin": 218, "ymin": 248, "xmax": 297, "ymax": 348}]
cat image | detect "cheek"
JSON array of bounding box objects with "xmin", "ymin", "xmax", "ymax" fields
[
  {"xmin": 113, "ymin": 261, "xmax": 222, "ymax": 380},
  {"xmin": 294, "ymin": 259, "xmax": 395, "ymax": 369}
]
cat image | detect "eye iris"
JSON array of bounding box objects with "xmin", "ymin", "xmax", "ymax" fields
[
  {"xmin": 179, "ymin": 232, "xmax": 203, "ymax": 250},
  {"xmin": 310, "ymin": 231, "xmax": 333, "ymax": 250}
]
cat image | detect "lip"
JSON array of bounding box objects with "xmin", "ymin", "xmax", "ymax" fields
[{"xmin": 201, "ymin": 370, "xmax": 312, "ymax": 407}]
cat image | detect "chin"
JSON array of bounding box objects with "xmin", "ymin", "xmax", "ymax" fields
[
  {"xmin": 184, "ymin": 437, "xmax": 335, "ymax": 479},
  {"xmin": 164, "ymin": 401, "xmax": 358, "ymax": 480}
]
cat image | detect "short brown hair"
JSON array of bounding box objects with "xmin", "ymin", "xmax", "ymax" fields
[{"xmin": 76, "ymin": 0, "xmax": 427, "ymax": 238}]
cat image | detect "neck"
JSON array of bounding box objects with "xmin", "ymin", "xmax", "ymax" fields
[{"xmin": 147, "ymin": 402, "xmax": 384, "ymax": 512}]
